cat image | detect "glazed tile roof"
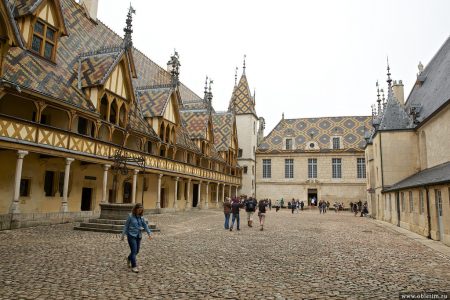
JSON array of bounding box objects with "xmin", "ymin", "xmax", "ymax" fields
[
  {"xmin": 228, "ymin": 74, "xmax": 256, "ymax": 116},
  {"xmin": 258, "ymin": 116, "xmax": 371, "ymax": 153},
  {"xmin": 175, "ymin": 125, "xmax": 202, "ymax": 154},
  {"xmin": 180, "ymin": 110, "xmax": 210, "ymax": 140},
  {"xmin": 137, "ymin": 86, "xmax": 173, "ymax": 118},
  {"xmin": 212, "ymin": 112, "xmax": 234, "ymax": 152},
  {"xmin": 78, "ymin": 48, "xmax": 123, "ymax": 88}
]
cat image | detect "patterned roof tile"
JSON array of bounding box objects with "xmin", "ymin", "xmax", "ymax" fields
[
  {"xmin": 180, "ymin": 110, "xmax": 209, "ymax": 140},
  {"xmin": 137, "ymin": 86, "xmax": 173, "ymax": 118},
  {"xmin": 228, "ymin": 74, "xmax": 256, "ymax": 116},
  {"xmin": 212, "ymin": 112, "xmax": 234, "ymax": 152}
]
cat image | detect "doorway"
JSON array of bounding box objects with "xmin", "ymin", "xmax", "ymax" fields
[
  {"xmin": 161, "ymin": 188, "xmax": 166, "ymax": 208},
  {"xmin": 435, "ymin": 189, "xmax": 444, "ymax": 241},
  {"xmin": 308, "ymin": 189, "xmax": 318, "ymax": 206},
  {"xmin": 123, "ymin": 181, "xmax": 132, "ymax": 203},
  {"xmin": 192, "ymin": 184, "xmax": 199, "ymax": 207},
  {"xmin": 81, "ymin": 188, "xmax": 93, "ymax": 211}
]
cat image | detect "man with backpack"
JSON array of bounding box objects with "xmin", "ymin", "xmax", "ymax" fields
[
  {"xmin": 245, "ymin": 197, "xmax": 257, "ymax": 227},
  {"xmin": 258, "ymin": 199, "xmax": 267, "ymax": 231},
  {"xmin": 230, "ymin": 198, "xmax": 242, "ymax": 231}
]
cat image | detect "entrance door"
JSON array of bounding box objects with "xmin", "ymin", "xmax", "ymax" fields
[
  {"xmin": 81, "ymin": 188, "xmax": 92, "ymax": 211},
  {"xmin": 435, "ymin": 189, "xmax": 444, "ymax": 241},
  {"xmin": 161, "ymin": 188, "xmax": 166, "ymax": 208},
  {"xmin": 308, "ymin": 189, "xmax": 318, "ymax": 206},
  {"xmin": 123, "ymin": 182, "xmax": 132, "ymax": 203},
  {"xmin": 192, "ymin": 184, "xmax": 199, "ymax": 207}
]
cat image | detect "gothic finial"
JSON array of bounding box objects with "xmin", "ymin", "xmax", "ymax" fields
[
  {"xmin": 381, "ymin": 89, "xmax": 386, "ymax": 110},
  {"xmin": 386, "ymin": 57, "xmax": 392, "ymax": 87},
  {"xmin": 167, "ymin": 49, "xmax": 181, "ymax": 85},
  {"xmin": 418, "ymin": 61, "xmax": 424, "ymax": 74},
  {"xmin": 204, "ymin": 76, "xmax": 208, "ymax": 97},
  {"xmin": 282, "ymin": 112, "xmax": 284, "ymax": 120},
  {"xmin": 376, "ymin": 81, "xmax": 381, "ymax": 103},
  {"xmin": 243, "ymin": 54, "xmax": 246, "ymax": 75},
  {"xmin": 253, "ymin": 88, "xmax": 256, "ymax": 103},
  {"xmin": 234, "ymin": 67, "xmax": 238, "ymax": 86},
  {"xmin": 123, "ymin": 4, "xmax": 136, "ymax": 49}
]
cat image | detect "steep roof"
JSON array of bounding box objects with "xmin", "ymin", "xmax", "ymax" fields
[
  {"xmin": 137, "ymin": 85, "xmax": 173, "ymax": 118},
  {"xmin": 78, "ymin": 47, "xmax": 123, "ymax": 88},
  {"xmin": 180, "ymin": 110, "xmax": 210, "ymax": 140},
  {"xmin": 228, "ymin": 74, "xmax": 256, "ymax": 116},
  {"xmin": 384, "ymin": 161, "xmax": 450, "ymax": 192},
  {"xmin": 258, "ymin": 116, "xmax": 371, "ymax": 153},
  {"xmin": 379, "ymin": 87, "xmax": 413, "ymax": 130},
  {"xmin": 405, "ymin": 36, "xmax": 450, "ymax": 123},
  {"xmin": 212, "ymin": 112, "xmax": 234, "ymax": 152}
]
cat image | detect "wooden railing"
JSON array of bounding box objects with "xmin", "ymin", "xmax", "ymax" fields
[{"xmin": 0, "ymin": 114, "xmax": 241, "ymax": 185}]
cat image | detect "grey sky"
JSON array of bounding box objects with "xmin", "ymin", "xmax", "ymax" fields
[{"xmin": 96, "ymin": 0, "xmax": 450, "ymax": 133}]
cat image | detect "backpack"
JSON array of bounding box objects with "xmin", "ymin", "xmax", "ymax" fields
[{"xmin": 247, "ymin": 201, "xmax": 255, "ymax": 211}]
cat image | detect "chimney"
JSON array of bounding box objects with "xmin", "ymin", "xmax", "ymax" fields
[
  {"xmin": 80, "ymin": 0, "xmax": 98, "ymax": 21},
  {"xmin": 392, "ymin": 80, "xmax": 405, "ymax": 105}
]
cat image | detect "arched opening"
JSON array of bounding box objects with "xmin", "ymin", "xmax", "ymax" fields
[
  {"xmin": 0, "ymin": 95, "xmax": 36, "ymax": 121},
  {"xmin": 40, "ymin": 106, "xmax": 69, "ymax": 130},
  {"xmin": 165, "ymin": 125, "xmax": 170, "ymax": 143},
  {"xmin": 100, "ymin": 95, "xmax": 108, "ymax": 121},
  {"xmin": 167, "ymin": 147, "xmax": 174, "ymax": 159},
  {"xmin": 175, "ymin": 149, "xmax": 184, "ymax": 162},
  {"xmin": 145, "ymin": 140, "xmax": 153, "ymax": 154},
  {"xmin": 111, "ymin": 129, "xmax": 124, "ymax": 145},
  {"xmin": 98, "ymin": 124, "xmax": 110, "ymax": 142},
  {"xmin": 171, "ymin": 127, "xmax": 176, "ymax": 144},
  {"xmin": 201, "ymin": 141, "xmax": 207, "ymax": 155},
  {"xmin": 118, "ymin": 104, "xmax": 127, "ymax": 128},
  {"xmin": 159, "ymin": 122, "xmax": 165, "ymax": 140},
  {"xmin": 73, "ymin": 116, "xmax": 95, "ymax": 137},
  {"xmin": 159, "ymin": 145, "xmax": 166, "ymax": 157},
  {"xmin": 126, "ymin": 135, "xmax": 141, "ymax": 151},
  {"xmin": 109, "ymin": 99, "xmax": 118, "ymax": 124}
]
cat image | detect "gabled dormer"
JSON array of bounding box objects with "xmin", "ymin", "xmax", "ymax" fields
[
  {"xmin": 15, "ymin": 0, "xmax": 68, "ymax": 61},
  {"xmin": 1, "ymin": 1, "xmax": 23, "ymax": 75}
]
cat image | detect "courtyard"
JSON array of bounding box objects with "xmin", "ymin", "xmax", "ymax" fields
[{"xmin": 0, "ymin": 209, "xmax": 449, "ymax": 299}]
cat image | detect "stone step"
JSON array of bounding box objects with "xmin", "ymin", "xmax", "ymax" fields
[
  {"xmin": 74, "ymin": 219, "xmax": 160, "ymax": 233},
  {"xmin": 88, "ymin": 219, "xmax": 126, "ymax": 225},
  {"xmin": 74, "ymin": 226, "xmax": 123, "ymax": 234}
]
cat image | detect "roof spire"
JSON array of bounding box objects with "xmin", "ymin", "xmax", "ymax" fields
[
  {"xmin": 253, "ymin": 88, "xmax": 256, "ymax": 104},
  {"xmin": 234, "ymin": 67, "xmax": 238, "ymax": 86},
  {"xmin": 243, "ymin": 54, "xmax": 246, "ymax": 75},
  {"xmin": 386, "ymin": 57, "xmax": 392, "ymax": 88},
  {"xmin": 204, "ymin": 75, "xmax": 208, "ymax": 98},
  {"xmin": 381, "ymin": 88, "xmax": 386, "ymax": 111},
  {"xmin": 167, "ymin": 49, "xmax": 181, "ymax": 85},
  {"xmin": 376, "ymin": 81, "xmax": 381, "ymax": 115},
  {"xmin": 123, "ymin": 3, "xmax": 136, "ymax": 49}
]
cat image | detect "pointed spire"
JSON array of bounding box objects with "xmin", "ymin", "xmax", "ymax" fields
[
  {"xmin": 386, "ymin": 57, "xmax": 392, "ymax": 88},
  {"xmin": 242, "ymin": 54, "xmax": 246, "ymax": 75},
  {"xmin": 204, "ymin": 75, "xmax": 208, "ymax": 98},
  {"xmin": 253, "ymin": 88, "xmax": 256, "ymax": 104},
  {"xmin": 167, "ymin": 49, "xmax": 181, "ymax": 85},
  {"xmin": 234, "ymin": 67, "xmax": 238, "ymax": 86},
  {"xmin": 123, "ymin": 4, "xmax": 136, "ymax": 49},
  {"xmin": 381, "ymin": 88, "xmax": 386, "ymax": 110},
  {"xmin": 282, "ymin": 112, "xmax": 284, "ymax": 120}
]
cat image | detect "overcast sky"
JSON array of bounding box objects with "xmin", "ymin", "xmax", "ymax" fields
[{"xmin": 96, "ymin": 0, "xmax": 450, "ymax": 133}]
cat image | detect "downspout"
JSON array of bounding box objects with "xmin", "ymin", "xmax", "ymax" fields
[
  {"xmin": 396, "ymin": 191, "xmax": 400, "ymax": 227},
  {"xmin": 425, "ymin": 186, "xmax": 431, "ymax": 239}
]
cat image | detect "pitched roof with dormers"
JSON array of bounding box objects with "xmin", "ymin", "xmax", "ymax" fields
[
  {"xmin": 180, "ymin": 110, "xmax": 210, "ymax": 140},
  {"xmin": 78, "ymin": 47, "xmax": 123, "ymax": 88},
  {"xmin": 212, "ymin": 112, "xmax": 234, "ymax": 152},
  {"xmin": 228, "ymin": 74, "xmax": 256, "ymax": 116},
  {"xmin": 258, "ymin": 116, "xmax": 371, "ymax": 153},
  {"xmin": 136, "ymin": 85, "xmax": 173, "ymax": 118}
]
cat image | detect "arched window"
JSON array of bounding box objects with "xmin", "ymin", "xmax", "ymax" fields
[
  {"xmin": 100, "ymin": 95, "xmax": 108, "ymax": 121},
  {"xmin": 40, "ymin": 106, "xmax": 69, "ymax": 130},
  {"xmin": 111, "ymin": 129, "xmax": 124, "ymax": 145},
  {"xmin": 110, "ymin": 99, "xmax": 118, "ymax": 124},
  {"xmin": 119, "ymin": 104, "xmax": 126, "ymax": 127},
  {"xmin": 145, "ymin": 141, "xmax": 153, "ymax": 154},
  {"xmin": 159, "ymin": 123, "xmax": 165, "ymax": 140},
  {"xmin": 165, "ymin": 125, "xmax": 170, "ymax": 143},
  {"xmin": 171, "ymin": 127, "xmax": 176, "ymax": 144},
  {"xmin": 98, "ymin": 124, "xmax": 110, "ymax": 142}
]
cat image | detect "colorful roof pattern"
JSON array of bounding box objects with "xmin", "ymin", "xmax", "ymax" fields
[
  {"xmin": 180, "ymin": 110, "xmax": 210, "ymax": 140},
  {"xmin": 137, "ymin": 86, "xmax": 173, "ymax": 118},
  {"xmin": 228, "ymin": 74, "xmax": 256, "ymax": 116},
  {"xmin": 175, "ymin": 125, "xmax": 201, "ymax": 154},
  {"xmin": 212, "ymin": 112, "xmax": 234, "ymax": 152},
  {"xmin": 78, "ymin": 48, "xmax": 123, "ymax": 88},
  {"xmin": 258, "ymin": 116, "xmax": 371, "ymax": 153}
]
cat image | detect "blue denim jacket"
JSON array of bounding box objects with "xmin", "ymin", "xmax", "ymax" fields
[{"xmin": 122, "ymin": 213, "xmax": 152, "ymax": 238}]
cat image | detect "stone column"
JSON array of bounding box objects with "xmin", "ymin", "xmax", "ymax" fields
[
  {"xmin": 221, "ymin": 183, "xmax": 225, "ymax": 203},
  {"xmin": 198, "ymin": 181, "xmax": 202, "ymax": 208},
  {"xmin": 10, "ymin": 150, "xmax": 28, "ymax": 213},
  {"xmin": 101, "ymin": 164, "xmax": 110, "ymax": 203},
  {"xmin": 185, "ymin": 179, "xmax": 191, "ymax": 209},
  {"xmin": 157, "ymin": 174, "xmax": 163, "ymax": 209},
  {"xmin": 205, "ymin": 182, "xmax": 209, "ymax": 209},
  {"xmin": 216, "ymin": 182, "xmax": 220, "ymax": 208},
  {"xmin": 229, "ymin": 185, "xmax": 232, "ymax": 198},
  {"xmin": 132, "ymin": 169, "xmax": 139, "ymax": 204},
  {"xmin": 61, "ymin": 158, "xmax": 74, "ymax": 212},
  {"xmin": 174, "ymin": 177, "xmax": 179, "ymax": 209}
]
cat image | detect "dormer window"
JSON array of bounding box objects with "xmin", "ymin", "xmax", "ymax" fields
[
  {"xmin": 332, "ymin": 137, "xmax": 341, "ymax": 150},
  {"xmin": 31, "ymin": 20, "xmax": 57, "ymax": 60},
  {"xmin": 283, "ymin": 138, "xmax": 294, "ymax": 150}
]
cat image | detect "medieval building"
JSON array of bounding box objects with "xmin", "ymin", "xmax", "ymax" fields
[
  {"xmin": 0, "ymin": 0, "xmax": 241, "ymax": 229},
  {"xmin": 365, "ymin": 36, "xmax": 450, "ymax": 246}
]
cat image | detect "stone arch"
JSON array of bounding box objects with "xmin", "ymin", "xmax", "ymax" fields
[{"xmin": 40, "ymin": 106, "xmax": 69, "ymax": 130}]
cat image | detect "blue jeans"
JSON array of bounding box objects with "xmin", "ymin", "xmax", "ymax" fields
[
  {"xmin": 224, "ymin": 213, "xmax": 230, "ymax": 229},
  {"xmin": 127, "ymin": 235, "xmax": 141, "ymax": 268},
  {"xmin": 231, "ymin": 213, "xmax": 240, "ymax": 230}
]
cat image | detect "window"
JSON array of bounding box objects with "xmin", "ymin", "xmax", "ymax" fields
[
  {"xmin": 243, "ymin": 166, "xmax": 248, "ymax": 174},
  {"xmin": 44, "ymin": 171, "xmax": 55, "ymax": 196},
  {"xmin": 332, "ymin": 158, "xmax": 342, "ymax": 178},
  {"xmin": 238, "ymin": 149, "xmax": 243, "ymax": 158},
  {"xmin": 20, "ymin": 179, "xmax": 31, "ymax": 197},
  {"xmin": 31, "ymin": 20, "xmax": 57, "ymax": 60},
  {"xmin": 357, "ymin": 158, "xmax": 366, "ymax": 179},
  {"xmin": 435, "ymin": 189, "xmax": 442, "ymax": 217},
  {"xmin": 419, "ymin": 189, "xmax": 424, "ymax": 215},
  {"xmin": 285, "ymin": 159, "xmax": 294, "ymax": 178},
  {"xmin": 332, "ymin": 137, "xmax": 340, "ymax": 150},
  {"xmin": 308, "ymin": 158, "xmax": 317, "ymax": 178},
  {"xmin": 401, "ymin": 192, "xmax": 405, "ymax": 212},
  {"xmin": 409, "ymin": 191, "xmax": 413, "ymax": 213},
  {"xmin": 262, "ymin": 159, "xmax": 271, "ymax": 178},
  {"xmin": 77, "ymin": 117, "xmax": 88, "ymax": 135},
  {"xmin": 285, "ymin": 138, "xmax": 293, "ymax": 150}
]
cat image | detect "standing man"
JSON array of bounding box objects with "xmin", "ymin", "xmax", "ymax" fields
[
  {"xmin": 223, "ymin": 197, "xmax": 232, "ymax": 229},
  {"xmin": 245, "ymin": 197, "xmax": 257, "ymax": 227},
  {"xmin": 230, "ymin": 198, "xmax": 242, "ymax": 231}
]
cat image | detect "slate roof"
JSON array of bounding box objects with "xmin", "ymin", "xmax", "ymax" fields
[
  {"xmin": 379, "ymin": 87, "xmax": 413, "ymax": 130},
  {"xmin": 258, "ymin": 116, "xmax": 371, "ymax": 153},
  {"xmin": 405, "ymin": 36, "xmax": 450, "ymax": 123},
  {"xmin": 212, "ymin": 112, "xmax": 234, "ymax": 152},
  {"xmin": 384, "ymin": 162, "xmax": 450, "ymax": 192},
  {"xmin": 228, "ymin": 74, "xmax": 256, "ymax": 116}
]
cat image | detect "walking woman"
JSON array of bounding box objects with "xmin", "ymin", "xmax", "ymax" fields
[
  {"xmin": 121, "ymin": 203, "xmax": 153, "ymax": 273},
  {"xmin": 258, "ymin": 199, "xmax": 267, "ymax": 231}
]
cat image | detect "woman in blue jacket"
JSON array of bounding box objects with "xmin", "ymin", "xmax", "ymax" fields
[{"xmin": 121, "ymin": 203, "xmax": 152, "ymax": 273}]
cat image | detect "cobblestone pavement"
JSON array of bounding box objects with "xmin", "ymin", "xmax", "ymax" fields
[{"xmin": 1, "ymin": 209, "xmax": 450, "ymax": 299}]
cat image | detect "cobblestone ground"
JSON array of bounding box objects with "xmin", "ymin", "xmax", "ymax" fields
[{"xmin": 1, "ymin": 209, "xmax": 450, "ymax": 299}]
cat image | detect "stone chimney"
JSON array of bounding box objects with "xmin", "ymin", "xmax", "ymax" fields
[
  {"xmin": 80, "ymin": 0, "xmax": 98, "ymax": 21},
  {"xmin": 392, "ymin": 80, "xmax": 405, "ymax": 105}
]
